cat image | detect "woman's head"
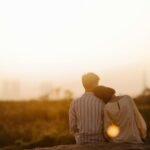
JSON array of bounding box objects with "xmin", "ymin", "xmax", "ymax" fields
[{"xmin": 94, "ymin": 86, "xmax": 116, "ymax": 103}]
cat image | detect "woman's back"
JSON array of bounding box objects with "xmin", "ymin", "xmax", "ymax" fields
[{"xmin": 104, "ymin": 95, "xmax": 146, "ymax": 144}]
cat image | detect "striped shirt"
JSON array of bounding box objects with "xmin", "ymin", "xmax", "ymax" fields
[{"xmin": 69, "ymin": 92, "xmax": 105, "ymax": 144}]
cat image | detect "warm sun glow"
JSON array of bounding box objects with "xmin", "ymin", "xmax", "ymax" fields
[
  {"xmin": 0, "ymin": 0, "xmax": 150, "ymax": 74},
  {"xmin": 0, "ymin": 0, "xmax": 150, "ymax": 99},
  {"xmin": 106, "ymin": 124, "xmax": 120, "ymax": 138}
]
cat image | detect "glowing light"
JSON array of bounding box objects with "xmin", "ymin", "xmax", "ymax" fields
[{"xmin": 107, "ymin": 124, "xmax": 120, "ymax": 138}]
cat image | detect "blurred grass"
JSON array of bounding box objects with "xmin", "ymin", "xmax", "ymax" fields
[
  {"xmin": 0, "ymin": 97, "xmax": 149, "ymax": 150},
  {"xmin": 138, "ymin": 105, "xmax": 150, "ymax": 132},
  {"xmin": 0, "ymin": 99, "xmax": 75, "ymax": 149}
]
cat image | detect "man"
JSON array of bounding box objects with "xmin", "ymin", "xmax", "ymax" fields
[{"xmin": 69, "ymin": 72, "xmax": 105, "ymax": 144}]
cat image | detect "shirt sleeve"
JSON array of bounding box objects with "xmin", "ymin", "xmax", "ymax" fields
[
  {"xmin": 130, "ymin": 98, "xmax": 147, "ymax": 140},
  {"xmin": 69, "ymin": 100, "xmax": 78, "ymax": 134}
]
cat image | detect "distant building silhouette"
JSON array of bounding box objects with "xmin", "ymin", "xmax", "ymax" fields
[
  {"xmin": 39, "ymin": 81, "xmax": 51, "ymax": 95},
  {"xmin": 63, "ymin": 89, "xmax": 73, "ymax": 99},
  {"xmin": 1, "ymin": 80, "xmax": 21, "ymax": 100},
  {"xmin": 142, "ymin": 71, "xmax": 150, "ymax": 96},
  {"xmin": 142, "ymin": 88, "xmax": 150, "ymax": 96},
  {"xmin": 143, "ymin": 71, "xmax": 147, "ymax": 90}
]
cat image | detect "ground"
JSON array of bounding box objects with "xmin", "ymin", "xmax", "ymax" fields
[{"xmin": 30, "ymin": 143, "xmax": 150, "ymax": 150}]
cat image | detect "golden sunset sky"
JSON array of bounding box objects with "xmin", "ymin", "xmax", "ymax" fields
[{"xmin": 0, "ymin": 0, "xmax": 150, "ymax": 99}]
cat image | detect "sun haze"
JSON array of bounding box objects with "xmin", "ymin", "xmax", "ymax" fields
[{"xmin": 0, "ymin": 0, "xmax": 150, "ymax": 99}]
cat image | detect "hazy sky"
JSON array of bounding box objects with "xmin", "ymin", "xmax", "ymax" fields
[{"xmin": 0, "ymin": 0, "xmax": 150, "ymax": 99}]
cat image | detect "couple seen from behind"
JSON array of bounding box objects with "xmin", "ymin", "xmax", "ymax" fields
[{"xmin": 69, "ymin": 72, "xmax": 147, "ymax": 144}]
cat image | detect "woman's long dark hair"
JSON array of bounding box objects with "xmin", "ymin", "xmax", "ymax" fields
[{"xmin": 94, "ymin": 86, "xmax": 116, "ymax": 103}]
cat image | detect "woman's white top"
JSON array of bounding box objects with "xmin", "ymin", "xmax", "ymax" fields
[{"xmin": 104, "ymin": 95, "xmax": 147, "ymax": 143}]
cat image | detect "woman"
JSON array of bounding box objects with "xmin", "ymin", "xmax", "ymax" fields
[{"xmin": 94, "ymin": 86, "xmax": 147, "ymax": 144}]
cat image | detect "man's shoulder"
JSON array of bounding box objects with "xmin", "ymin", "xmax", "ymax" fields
[
  {"xmin": 75, "ymin": 94, "xmax": 99, "ymax": 100},
  {"xmin": 73, "ymin": 97, "xmax": 80, "ymax": 102},
  {"xmin": 76, "ymin": 93, "xmax": 104, "ymax": 104},
  {"xmin": 71, "ymin": 97, "xmax": 81, "ymax": 105}
]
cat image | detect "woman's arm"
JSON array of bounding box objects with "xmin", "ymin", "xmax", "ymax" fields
[
  {"xmin": 104, "ymin": 107, "xmax": 113, "ymax": 141},
  {"xmin": 130, "ymin": 97, "xmax": 147, "ymax": 140},
  {"xmin": 69, "ymin": 101, "xmax": 78, "ymax": 135}
]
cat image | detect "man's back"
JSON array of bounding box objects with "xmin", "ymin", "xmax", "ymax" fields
[{"xmin": 69, "ymin": 92, "xmax": 104, "ymax": 144}]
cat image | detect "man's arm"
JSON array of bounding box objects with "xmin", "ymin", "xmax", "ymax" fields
[
  {"xmin": 69, "ymin": 100, "xmax": 78, "ymax": 134},
  {"xmin": 101, "ymin": 101, "xmax": 107, "ymax": 141}
]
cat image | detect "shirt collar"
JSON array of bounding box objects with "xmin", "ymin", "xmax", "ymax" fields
[{"xmin": 84, "ymin": 91, "xmax": 94, "ymax": 95}]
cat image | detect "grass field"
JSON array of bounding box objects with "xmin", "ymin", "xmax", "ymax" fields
[{"xmin": 0, "ymin": 97, "xmax": 149, "ymax": 150}]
